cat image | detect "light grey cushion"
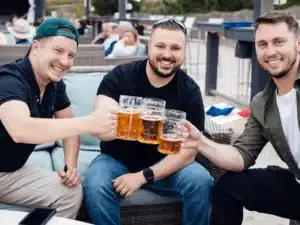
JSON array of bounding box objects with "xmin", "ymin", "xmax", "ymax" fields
[
  {"xmin": 56, "ymin": 72, "xmax": 106, "ymax": 150},
  {"xmin": 136, "ymin": 43, "xmax": 147, "ymax": 56},
  {"xmin": 120, "ymin": 189, "xmax": 180, "ymax": 207},
  {"xmin": 25, "ymin": 151, "xmax": 53, "ymax": 171},
  {"xmin": 51, "ymin": 147, "xmax": 100, "ymax": 178},
  {"xmin": 33, "ymin": 142, "xmax": 55, "ymax": 151}
]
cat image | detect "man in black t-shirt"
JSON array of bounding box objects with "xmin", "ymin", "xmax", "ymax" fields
[
  {"xmin": 83, "ymin": 19, "xmax": 213, "ymax": 225},
  {"xmin": 0, "ymin": 18, "xmax": 118, "ymax": 219}
]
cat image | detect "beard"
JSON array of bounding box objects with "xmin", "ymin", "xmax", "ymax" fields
[
  {"xmin": 148, "ymin": 57, "xmax": 180, "ymax": 78},
  {"xmin": 267, "ymin": 50, "xmax": 298, "ymax": 79}
]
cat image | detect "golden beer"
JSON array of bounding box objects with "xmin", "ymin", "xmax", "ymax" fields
[
  {"xmin": 158, "ymin": 135, "xmax": 182, "ymax": 154},
  {"xmin": 138, "ymin": 115, "xmax": 163, "ymax": 144},
  {"xmin": 117, "ymin": 110, "xmax": 141, "ymax": 140}
]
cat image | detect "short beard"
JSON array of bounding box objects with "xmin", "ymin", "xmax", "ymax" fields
[
  {"xmin": 148, "ymin": 58, "xmax": 178, "ymax": 78},
  {"xmin": 269, "ymin": 51, "xmax": 297, "ymax": 79}
]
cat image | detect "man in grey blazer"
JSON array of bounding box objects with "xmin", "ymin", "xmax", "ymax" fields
[{"xmin": 181, "ymin": 10, "xmax": 300, "ymax": 224}]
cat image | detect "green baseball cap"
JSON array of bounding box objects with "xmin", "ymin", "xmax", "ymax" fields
[{"xmin": 33, "ymin": 18, "xmax": 80, "ymax": 45}]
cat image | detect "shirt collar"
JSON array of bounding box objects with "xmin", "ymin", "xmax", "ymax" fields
[
  {"xmin": 293, "ymin": 71, "xmax": 300, "ymax": 90},
  {"xmin": 16, "ymin": 56, "xmax": 55, "ymax": 96},
  {"xmin": 263, "ymin": 67, "xmax": 300, "ymax": 101},
  {"xmin": 16, "ymin": 56, "xmax": 40, "ymax": 95}
]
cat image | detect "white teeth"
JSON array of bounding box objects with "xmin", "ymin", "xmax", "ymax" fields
[
  {"xmin": 53, "ymin": 66, "xmax": 64, "ymax": 72},
  {"xmin": 160, "ymin": 61, "xmax": 172, "ymax": 65},
  {"xmin": 268, "ymin": 60, "xmax": 280, "ymax": 64}
]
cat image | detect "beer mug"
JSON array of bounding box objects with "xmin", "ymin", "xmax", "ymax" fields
[
  {"xmin": 117, "ymin": 95, "xmax": 143, "ymax": 141},
  {"xmin": 158, "ymin": 110, "xmax": 186, "ymax": 154},
  {"xmin": 138, "ymin": 98, "xmax": 166, "ymax": 144}
]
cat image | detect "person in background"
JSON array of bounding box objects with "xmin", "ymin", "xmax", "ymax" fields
[
  {"xmin": 105, "ymin": 23, "xmax": 133, "ymax": 56},
  {"xmin": 107, "ymin": 29, "xmax": 139, "ymax": 58},
  {"xmin": 7, "ymin": 18, "xmax": 35, "ymax": 45},
  {"xmin": 105, "ymin": 23, "xmax": 147, "ymax": 57},
  {"xmin": 11, "ymin": 14, "xmax": 19, "ymax": 25},
  {"xmin": 102, "ymin": 23, "xmax": 119, "ymax": 51},
  {"xmin": 74, "ymin": 19, "xmax": 87, "ymax": 36},
  {"xmin": 0, "ymin": 32, "xmax": 7, "ymax": 45},
  {"xmin": 91, "ymin": 22, "xmax": 116, "ymax": 45}
]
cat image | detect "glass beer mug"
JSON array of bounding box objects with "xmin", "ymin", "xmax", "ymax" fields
[
  {"xmin": 158, "ymin": 109, "xmax": 186, "ymax": 154},
  {"xmin": 137, "ymin": 98, "xmax": 166, "ymax": 144},
  {"xmin": 117, "ymin": 95, "xmax": 143, "ymax": 141}
]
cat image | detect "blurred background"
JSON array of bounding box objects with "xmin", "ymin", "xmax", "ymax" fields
[{"xmin": 0, "ymin": 0, "xmax": 299, "ymax": 25}]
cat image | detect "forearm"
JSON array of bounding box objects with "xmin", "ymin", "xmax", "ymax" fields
[
  {"xmin": 149, "ymin": 150, "xmax": 197, "ymax": 181},
  {"xmin": 197, "ymin": 135, "xmax": 244, "ymax": 172},
  {"xmin": 92, "ymin": 132, "xmax": 115, "ymax": 141},
  {"xmin": 14, "ymin": 117, "xmax": 91, "ymax": 144},
  {"xmin": 63, "ymin": 136, "xmax": 80, "ymax": 169}
]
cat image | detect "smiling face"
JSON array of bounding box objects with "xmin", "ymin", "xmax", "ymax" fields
[
  {"xmin": 147, "ymin": 28, "xmax": 186, "ymax": 78},
  {"xmin": 123, "ymin": 30, "xmax": 137, "ymax": 46},
  {"xmin": 255, "ymin": 22, "xmax": 300, "ymax": 79},
  {"xmin": 30, "ymin": 36, "xmax": 77, "ymax": 83}
]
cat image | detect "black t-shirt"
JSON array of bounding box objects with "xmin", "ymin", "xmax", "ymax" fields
[
  {"xmin": 97, "ymin": 59, "xmax": 205, "ymax": 172},
  {"xmin": 0, "ymin": 57, "xmax": 71, "ymax": 172}
]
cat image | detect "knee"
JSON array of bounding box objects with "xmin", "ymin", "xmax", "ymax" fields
[
  {"xmin": 181, "ymin": 165, "xmax": 213, "ymax": 196},
  {"xmin": 191, "ymin": 169, "xmax": 213, "ymax": 191},
  {"xmin": 58, "ymin": 183, "xmax": 83, "ymax": 208},
  {"xmin": 83, "ymin": 173, "xmax": 113, "ymax": 200},
  {"xmin": 51, "ymin": 182, "xmax": 83, "ymax": 219},
  {"xmin": 212, "ymin": 172, "xmax": 245, "ymax": 205},
  {"xmin": 71, "ymin": 184, "xmax": 83, "ymax": 208}
]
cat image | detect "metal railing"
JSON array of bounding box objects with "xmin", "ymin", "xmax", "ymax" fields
[{"xmin": 196, "ymin": 22, "xmax": 269, "ymax": 107}]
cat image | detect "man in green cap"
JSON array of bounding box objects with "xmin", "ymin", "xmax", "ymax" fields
[{"xmin": 0, "ymin": 18, "xmax": 118, "ymax": 218}]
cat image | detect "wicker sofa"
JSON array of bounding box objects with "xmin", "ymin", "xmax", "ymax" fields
[{"xmin": 0, "ymin": 66, "xmax": 230, "ymax": 224}]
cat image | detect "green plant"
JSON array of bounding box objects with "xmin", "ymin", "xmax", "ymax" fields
[{"xmin": 276, "ymin": 0, "xmax": 300, "ymax": 9}]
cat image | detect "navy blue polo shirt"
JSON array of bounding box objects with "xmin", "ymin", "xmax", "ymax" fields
[
  {"xmin": 0, "ymin": 57, "xmax": 71, "ymax": 172},
  {"xmin": 97, "ymin": 59, "xmax": 205, "ymax": 173}
]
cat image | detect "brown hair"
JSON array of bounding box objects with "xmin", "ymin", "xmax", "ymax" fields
[
  {"xmin": 152, "ymin": 19, "xmax": 187, "ymax": 36},
  {"xmin": 254, "ymin": 11, "xmax": 299, "ymax": 35}
]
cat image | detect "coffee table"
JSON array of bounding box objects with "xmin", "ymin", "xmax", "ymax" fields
[{"xmin": 0, "ymin": 209, "xmax": 92, "ymax": 225}]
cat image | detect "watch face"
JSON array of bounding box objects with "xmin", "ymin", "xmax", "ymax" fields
[{"xmin": 143, "ymin": 168, "xmax": 154, "ymax": 183}]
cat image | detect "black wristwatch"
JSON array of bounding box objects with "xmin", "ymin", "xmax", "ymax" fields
[{"xmin": 142, "ymin": 167, "xmax": 154, "ymax": 184}]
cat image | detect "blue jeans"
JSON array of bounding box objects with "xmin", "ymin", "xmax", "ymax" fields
[{"xmin": 83, "ymin": 154, "xmax": 213, "ymax": 225}]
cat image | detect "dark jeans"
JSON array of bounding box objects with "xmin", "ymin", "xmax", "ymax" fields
[{"xmin": 210, "ymin": 166, "xmax": 300, "ymax": 225}]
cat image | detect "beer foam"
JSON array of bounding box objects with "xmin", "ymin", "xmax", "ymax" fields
[
  {"xmin": 119, "ymin": 109, "xmax": 140, "ymax": 114},
  {"xmin": 141, "ymin": 115, "xmax": 162, "ymax": 121},
  {"xmin": 161, "ymin": 134, "xmax": 182, "ymax": 142}
]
